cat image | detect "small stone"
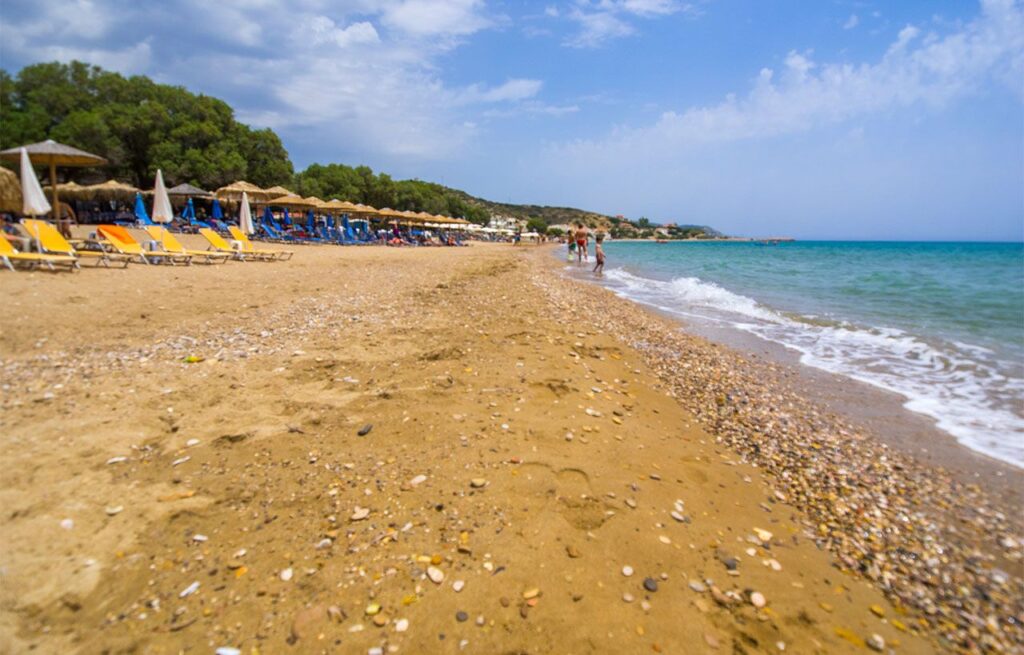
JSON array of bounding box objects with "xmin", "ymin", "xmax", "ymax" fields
[
  {"xmin": 192, "ymin": 534, "xmax": 208, "ymax": 542},
  {"xmin": 869, "ymin": 604, "xmax": 885, "ymax": 618},
  {"xmin": 215, "ymin": 649, "xmax": 241, "ymax": 655},
  {"xmin": 522, "ymin": 588, "xmax": 540, "ymax": 600},
  {"xmin": 566, "ymin": 545, "xmax": 581, "ymax": 558},
  {"xmin": 366, "ymin": 603, "xmax": 381, "ymax": 616},
  {"xmin": 867, "ymin": 634, "xmax": 885, "ymax": 652},
  {"xmin": 753, "ymin": 528, "xmax": 773, "ymax": 543},
  {"xmin": 470, "ymin": 478, "xmax": 487, "ymax": 488},
  {"xmin": 179, "ymin": 581, "xmax": 200, "ymax": 598},
  {"xmin": 622, "ymin": 593, "xmax": 635, "ymax": 603},
  {"xmin": 453, "ymin": 579, "xmax": 465, "ymax": 592},
  {"xmin": 456, "ymin": 611, "xmax": 468, "ymax": 622},
  {"xmin": 357, "ymin": 424, "xmax": 373, "ymax": 436},
  {"xmin": 316, "ymin": 538, "xmax": 333, "ymax": 550},
  {"xmin": 106, "ymin": 456, "xmax": 127, "ymax": 465},
  {"xmin": 280, "ymin": 568, "xmax": 294, "ymax": 582},
  {"xmin": 105, "ymin": 506, "xmax": 123, "ymax": 516},
  {"xmin": 500, "ymin": 597, "xmax": 510, "ymax": 608},
  {"xmin": 351, "ymin": 507, "xmax": 370, "ymax": 521},
  {"xmin": 750, "ymin": 592, "xmax": 766, "ymax": 608},
  {"xmin": 689, "ymin": 581, "xmax": 706, "ymax": 593},
  {"xmin": 327, "ymin": 606, "xmax": 345, "ymax": 622},
  {"xmin": 670, "ymin": 511, "xmax": 685, "ymax": 522},
  {"xmin": 186, "ymin": 438, "xmax": 200, "ymax": 447},
  {"xmin": 475, "ymin": 615, "xmax": 485, "ymax": 626},
  {"xmin": 410, "ymin": 475, "xmax": 427, "ymax": 486},
  {"xmin": 395, "ymin": 618, "xmax": 409, "ymax": 632},
  {"xmin": 625, "ymin": 498, "xmax": 637, "ymax": 509},
  {"xmin": 622, "ymin": 565, "xmax": 634, "ymax": 577},
  {"xmin": 643, "ymin": 578, "xmax": 658, "ymax": 592},
  {"xmin": 427, "ymin": 566, "xmax": 444, "ymax": 584},
  {"xmin": 767, "ymin": 559, "xmax": 782, "ymax": 571}
]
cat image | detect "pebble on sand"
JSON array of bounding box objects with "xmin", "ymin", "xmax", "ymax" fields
[
  {"xmin": 453, "ymin": 580, "xmax": 465, "ymax": 592},
  {"xmin": 867, "ymin": 634, "xmax": 885, "ymax": 652},
  {"xmin": 470, "ymin": 478, "xmax": 488, "ymax": 488},
  {"xmin": 643, "ymin": 578, "xmax": 658, "ymax": 592},
  {"xmin": 395, "ymin": 618, "xmax": 409, "ymax": 632},
  {"xmin": 622, "ymin": 565, "xmax": 634, "ymax": 577},
  {"xmin": 410, "ymin": 474, "xmax": 428, "ymax": 486},
  {"xmin": 357, "ymin": 424, "xmax": 373, "ymax": 436},
  {"xmin": 427, "ymin": 566, "xmax": 445, "ymax": 583},
  {"xmin": 280, "ymin": 568, "xmax": 294, "ymax": 582},
  {"xmin": 749, "ymin": 592, "xmax": 766, "ymax": 608}
]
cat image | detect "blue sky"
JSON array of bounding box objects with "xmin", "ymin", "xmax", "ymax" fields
[{"xmin": 1, "ymin": 0, "xmax": 1022, "ymax": 239}]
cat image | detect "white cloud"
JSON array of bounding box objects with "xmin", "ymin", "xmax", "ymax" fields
[
  {"xmin": 545, "ymin": 5, "xmax": 560, "ymax": 17},
  {"xmin": 552, "ymin": 0, "xmax": 1023, "ymax": 152},
  {"xmin": 562, "ymin": 0, "xmax": 697, "ymax": 47},
  {"xmin": 843, "ymin": 13, "xmax": 860, "ymax": 30},
  {"xmin": 456, "ymin": 79, "xmax": 544, "ymax": 104},
  {"xmin": 305, "ymin": 17, "xmax": 380, "ymax": 48},
  {"xmin": 380, "ymin": 0, "xmax": 491, "ymax": 38},
  {"xmin": 565, "ymin": 6, "xmax": 635, "ymax": 47}
]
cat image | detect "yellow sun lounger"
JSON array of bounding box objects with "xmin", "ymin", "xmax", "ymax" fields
[
  {"xmin": 97, "ymin": 225, "xmax": 191, "ymax": 265},
  {"xmin": 22, "ymin": 219, "xmax": 130, "ymax": 268},
  {"xmin": 145, "ymin": 226, "xmax": 230, "ymax": 264},
  {"xmin": 198, "ymin": 228, "xmax": 250, "ymax": 261},
  {"xmin": 228, "ymin": 226, "xmax": 293, "ymax": 261},
  {"xmin": 0, "ymin": 233, "xmax": 78, "ymax": 271}
]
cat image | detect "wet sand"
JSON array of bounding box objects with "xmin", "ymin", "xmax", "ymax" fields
[{"xmin": 0, "ymin": 235, "xmax": 1017, "ymax": 653}]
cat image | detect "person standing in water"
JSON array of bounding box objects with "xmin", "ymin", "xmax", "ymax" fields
[
  {"xmin": 593, "ymin": 233, "xmax": 606, "ymax": 274},
  {"xmin": 574, "ymin": 223, "xmax": 589, "ymax": 263}
]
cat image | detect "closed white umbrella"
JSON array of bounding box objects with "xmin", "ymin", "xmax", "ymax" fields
[
  {"xmin": 20, "ymin": 147, "xmax": 51, "ymax": 216},
  {"xmin": 239, "ymin": 191, "xmax": 254, "ymax": 235},
  {"xmin": 152, "ymin": 169, "xmax": 173, "ymax": 223}
]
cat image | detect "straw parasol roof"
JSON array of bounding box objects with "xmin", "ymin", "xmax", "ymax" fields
[
  {"xmin": 43, "ymin": 180, "xmax": 89, "ymax": 196},
  {"xmin": 264, "ymin": 185, "xmax": 295, "ymax": 197},
  {"xmin": 166, "ymin": 182, "xmax": 212, "ymax": 198},
  {"xmin": 0, "ymin": 139, "xmax": 107, "ymax": 167},
  {"xmin": 215, "ymin": 180, "xmax": 272, "ymax": 200},
  {"xmin": 0, "ymin": 166, "xmax": 21, "ymax": 213},
  {"xmin": 0, "ymin": 139, "xmax": 107, "ymax": 220},
  {"xmin": 84, "ymin": 179, "xmax": 140, "ymax": 200},
  {"xmin": 266, "ymin": 194, "xmax": 319, "ymax": 209},
  {"xmin": 322, "ymin": 199, "xmax": 363, "ymax": 213}
]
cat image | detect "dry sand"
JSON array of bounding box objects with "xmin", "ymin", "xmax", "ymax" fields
[{"xmin": 0, "ymin": 235, "xmax": 994, "ymax": 653}]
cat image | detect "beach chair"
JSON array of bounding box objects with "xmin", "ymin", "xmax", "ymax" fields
[
  {"xmin": 199, "ymin": 227, "xmax": 247, "ymax": 261},
  {"xmin": 0, "ymin": 233, "xmax": 78, "ymax": 272},
  {"xmin": 97, "ymin": 225, "xmax": 192, "ymax": 265},
  {"xmin": 228, "ymin": 226, "xmax": 294, "ymax": 260},
  {"xmin": 145, "ymin": 226, "xmax": 230, "ymax": 264},
  {"xmin": 22, "ymin": 219, "xmax": 130, "ymax": 268}
]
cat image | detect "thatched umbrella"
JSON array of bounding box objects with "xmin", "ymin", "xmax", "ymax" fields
[
  {"xmin": 264, "ymin": 185, "xmax": 295, "ymax": 197},
  {"xmin": 85, "ymin": 179, "xmax": 139, "ymax": 201},
  {"xmin": 266, "ymin": 194, "xmax": 319, "ymax": 209},
  {"xmin": 0, "ymin": 139, "xmax": 107, "ymax": 220},
  {"xmin": 43, "ymin": 180, "xmax": 89, "ymax": 197},
  {"xmin": 215, "ymin": 180, "xmax": 272, "ymax": 201},
  {"xmin": 166, "ymin": 183, "xmax": 212, "ymax": 198},
  {"xmin": 0, "ymin": 166, "xmax": 21, "ymax": 213}
]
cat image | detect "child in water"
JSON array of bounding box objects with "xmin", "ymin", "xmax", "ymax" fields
[
  {"xmin": 567, "ymin": 239, "xmax": 576, "ymax": 262},
  {"xmin": 593, "ymin": 233, "xmax": 605, "ymax": 274}
]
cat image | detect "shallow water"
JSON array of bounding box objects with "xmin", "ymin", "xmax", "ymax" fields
[{"xmin": 567, "ymin": 240, "xmax": 1024, "ymax": 467}]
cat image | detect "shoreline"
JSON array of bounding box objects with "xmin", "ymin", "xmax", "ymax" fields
[
  {"xmin": 554, "ymin": 251, "xmax": 1023, "ymax": 501},
  {"xmin": 533, "ymin": 245, "xmax": 1023, "ymax": 651},
  {"xmin": 0, "ymin": 238, "xmax": 1019, "ymax": 653}
]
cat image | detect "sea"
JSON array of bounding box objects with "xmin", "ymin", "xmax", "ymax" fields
[{"xmin": 566, "ymin": 240, "xmax": 1024, "ymax": 467}]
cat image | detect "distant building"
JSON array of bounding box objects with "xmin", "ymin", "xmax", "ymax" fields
[{"xmin": 488, "ymin": 214, "xmax": 525, "ymax": 231}]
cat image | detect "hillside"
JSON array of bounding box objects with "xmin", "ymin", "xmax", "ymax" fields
[{"xmin": 3, "ymin": 60, "xmax": 721, "ymax": 237}]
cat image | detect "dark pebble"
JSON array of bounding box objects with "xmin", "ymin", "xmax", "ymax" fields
[
  {"xmin": 500, "ymin": 597, "xmax": 510, "ymax": 607},
  {"xmin": 357, "ymin": 424, "xmax": 373, "ymax": 436},
  {"xmin": 643, "ymin": 578, "xmax": 658, "ymax": 592},
  {"xmin": 456, "ymin": 611, "xmax": 468, "ymax": 622}
]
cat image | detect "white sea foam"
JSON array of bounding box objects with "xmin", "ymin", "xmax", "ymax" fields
[{"xmin": 600, "ymin": 267, "xmax": 1024, "ymax": 467}]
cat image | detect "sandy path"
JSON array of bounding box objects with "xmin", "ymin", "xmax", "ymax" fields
[{"xmin": 1, "ymin": 241, "xmax": 932, "ymax": 653}]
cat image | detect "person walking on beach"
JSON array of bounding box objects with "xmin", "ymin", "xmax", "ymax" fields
[
  {"xmin": 593, "ymin": 233, "xmax": 606, "ymax": 275},
  {"xmin": 574, "ymin": 223, "xmax": 589, "ymax": 263}
]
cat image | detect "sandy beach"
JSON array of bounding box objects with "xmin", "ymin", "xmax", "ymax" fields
[{"xmin": 1, "ymin": 237, "xmax": 1020, "ymax": 654}]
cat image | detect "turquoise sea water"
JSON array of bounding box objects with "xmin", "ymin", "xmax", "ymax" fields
[{"xmin": 574, "ymin": 241, "xmax": 1024, "ymax": 466}]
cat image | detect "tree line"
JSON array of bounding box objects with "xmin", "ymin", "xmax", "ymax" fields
[{"xmin": 0, "ymin": 61, "xmax": 489, "ymax": 223}]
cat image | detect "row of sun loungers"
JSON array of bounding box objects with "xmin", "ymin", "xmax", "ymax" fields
[{"xmin": 1, "ymin": 220, "xmax": 293, "ymax": 272}]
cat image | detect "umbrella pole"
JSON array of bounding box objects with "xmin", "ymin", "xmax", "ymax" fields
[{"xmin": 49, "ymin": 159, "xmax": 58, "ymax": 221}]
